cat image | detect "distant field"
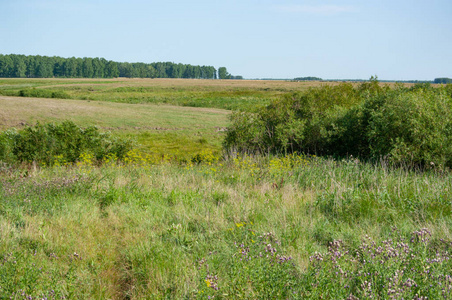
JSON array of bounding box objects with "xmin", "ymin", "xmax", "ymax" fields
[
  {"xmin": 0, "ymin": 95, "xmax": 229, "ymax": 158},
  {"xmin": 0, "ymin": 78, "xmax": 342, "ymax": 111}
]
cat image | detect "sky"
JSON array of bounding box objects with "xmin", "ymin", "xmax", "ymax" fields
[{"xmin": 1, "ymin": 0, "xmax": 451, "ymax": 80}]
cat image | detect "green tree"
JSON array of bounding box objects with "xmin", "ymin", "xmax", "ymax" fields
[
  {"xmin": 82, "ymin": 58, "xmax": 94, "ymax": 78},
  {"xmin": 63, "ymin": 57, "xmax": 78, "ymax": 77},
  {"xmin": 11, "ymin": 55, "xmax": 27, "ymax": 78},
  {"xmin": 218, "ymin": 67, "xmax": 230, "ymax": 79},
  {"xmin": 104, "ymin": 61, "xmax": 119, "ymax": 78},
  {"xmin": 0, "ymin": 55, "xmax": 13, "ymax": 77}
]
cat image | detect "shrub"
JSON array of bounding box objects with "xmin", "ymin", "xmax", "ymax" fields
[
  {"xmin": 368, "ymin": 89, "xmax": 452, "ymax": 167},
  {"xmin": 224, "ymin": 79, "xmax": 452, "ymax": 168},
  {"xmin": 18, "ymin": 88, "xmax": 70, "ymax": 99},
  {"xmin": 0, "ymin": 121, "xmax": 133, "ymax": 165}
]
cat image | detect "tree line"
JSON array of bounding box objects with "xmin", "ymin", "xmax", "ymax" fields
[
  {"xmin": 0, "ymin": 54, "xmax": 239, "ymax": 79},
  {"xmin": 293, "ymin": 76, "xmax": 323, "ymax": 81},
  {"xmin": 434, "ymin": 78, "xmax": 452, "ymax": 84}
]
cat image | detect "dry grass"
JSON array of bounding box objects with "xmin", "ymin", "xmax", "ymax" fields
[
  {"xmin": 0, "ymin": 95, "xmax": 228, "ymax": 130},
  {"xmin": 0, "ymin": 77, "xmax": 422, "ymax": 90}
]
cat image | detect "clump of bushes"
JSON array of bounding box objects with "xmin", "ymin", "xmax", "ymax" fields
[
  {"xmin": 0, "ymin": 88, "xmax": 71, "ymax": 99},
  {"xmin": 18, "ymin": 88, "xmax": 71, "ymax": 99},
  {"xmin": 224, "ymin": 79, "xmax": 452, "ymax": 168},
  {"xmin": 0, "ymin": 121, "xmax": 132, "ymax": 165}
]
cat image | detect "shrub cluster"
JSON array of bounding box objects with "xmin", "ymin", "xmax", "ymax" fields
[
  {"xmin": 0, "ymin": 121, "xmax": 132, "ymax": 165},
  {"xmin": 224, "ymin": 79, "xmax": 452, "ymax": 168},
  {"xmin": 18, "ymin": 88, "xmax": 71, "ymax": 99}
]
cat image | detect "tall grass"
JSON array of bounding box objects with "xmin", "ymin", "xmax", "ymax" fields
[{"xmin": 0, "ymin": 154, "xmax": 450, "ymax": 298}]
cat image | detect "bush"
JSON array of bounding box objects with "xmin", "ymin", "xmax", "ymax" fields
[
  {"xmin": 18, "ymin": 88, "xmax": 70, "ymax": 99},
  {"xmin": 0, "ymin": 121, "xmax": 133, "ymax": 165},
  {"xmin": 224, "ymin": 79, "xmax": 452, "ymax": 168},
  {"xmin": 368, "ymin": 89, "xmax": 452, "ymax": 167}
]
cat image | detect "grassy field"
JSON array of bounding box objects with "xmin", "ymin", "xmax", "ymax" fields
[
  {"xmin": 0, "ymin": 94, "xmax": 229, "ymax": 158},
  {"xmin": 0, "ymin": 78, "xmax": 451, "ymax": 299},
  {"xmin": 1, "ymin": 155, "xmax": 451, "ymax": 299},
  {"xmin": 0, "ymin": 78, "xmax": 371, "ymax": 111},
  {"xmin": 0, "ymin": 78, "xmax": 334, "ymax": 158}
]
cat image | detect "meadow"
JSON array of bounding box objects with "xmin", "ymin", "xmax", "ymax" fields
[
  {"xmin": 0, "ymin": 78, "xmax": 325, "ymax": 111},
  {"xmin": 0, "ymin": 78, "xmax": 451, "ymax": 299}
]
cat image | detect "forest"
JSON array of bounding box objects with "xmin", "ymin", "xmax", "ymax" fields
[{"xmin": 0, "ymin": 54, "xmax": 228, "ymax": 79}]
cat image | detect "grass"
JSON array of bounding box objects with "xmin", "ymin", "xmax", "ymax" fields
[
  {"xmin": 0, "ymin": 95, "xmax": 229, "ymax": 159},
  {"xmin": 0, "ymin": 155, "xmax": 450, "ymax": 299},
  {"xmin": 0, "ymin": 78, "xmax": 451, "ymax": 298},
  {"xmin": 0, "ymin": 78, "xmax": 351, "ymax": 111}
]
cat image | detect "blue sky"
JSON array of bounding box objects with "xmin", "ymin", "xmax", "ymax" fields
[{"xmin": 1, "ymin": 0, "xmax": 451, "ymax": 80}]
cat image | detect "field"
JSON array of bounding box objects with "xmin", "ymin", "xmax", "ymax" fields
[
  {"xmin": 0, "ymin": 78, "xmax": 326, "ymax": 158},
  {"xmin": 0, "ymin": 78, "xmax": 327, "ymax": 111},
  {"xmin": 0, "ymin": 78, "xmax": 451, "ymax": 299},
  {"xmin": 0, "ymin": 95, "xmax": 229, "ymax": 158}
]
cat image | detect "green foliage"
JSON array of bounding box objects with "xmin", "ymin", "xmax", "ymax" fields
[
  {"xmin": 0, "ymin": 54, "xmax": 220, "ymax": 79},
  {"xmin": 0, "ymin": 121, "xmax": 133, "ymax": 165},
  {"xmin": 434, "ymin": 77, "xmax": 452, "ymax": 84},
  {"xmin": 218, "ymin": 67, "xmax": 231, "ymax": 79},
  {"xmin": 224, "ymin": 82, "xmax": 364, "ymax": 154},
  {"xmin": 18, "ymin": 88, "xmax": 71, "ymax": 99},
  {"xmin": 225, "ymin": 78, "xmax": 452, "ymax": 168},
  {"xmin": 293, "ymin": 76, "xmax": 322, "ymax": 81},
  {"xmin": 367, "ymin": 89, "xmax": 452, "ymax": 167}
]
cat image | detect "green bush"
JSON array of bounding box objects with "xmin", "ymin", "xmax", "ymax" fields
[
  {"xmin": 224, "ymin": 79, "xmax": 452, "ymax": 168},
  {"xmin": 368, "ymin": 90, "xmax": 452, "ymax": 167},
  {"xmin": 18, "ymin": 88, "xmax": 70, "ymax": 99},
  {"xmin": 0, "ymin": 121, "xmax": 133, "ymax": 165}
]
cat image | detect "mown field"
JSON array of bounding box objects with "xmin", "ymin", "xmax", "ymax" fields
[{"xmin": 0, "ymin": 78, "xmax": 451, "ymax": 299}]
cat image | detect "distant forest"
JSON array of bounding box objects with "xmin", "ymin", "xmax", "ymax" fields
[
  {"xmin": 0, "ymin": 54, "xmax": 238, "ymax": 79},
  {"xmin": 293, "ymin": 77, "xmax": 323, "ymax": 81},
  {"xmin": 434, "ymin": 78, "xmax": 452, "ymax": 84}
]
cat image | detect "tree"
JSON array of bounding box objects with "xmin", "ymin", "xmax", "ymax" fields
[
  {"xmin": 434, "ymin": 78, "xmax": 452, "ymax": 84},
  {"xmin": 82, "ymin": 58, "xmax": 94, "ymax": 78},
  {"xmin": 0, "ymin": 55, "xmax": 13, "ymax": 77},
  {"xmin": 63, "ymin": 57, "xmax": 78, "ymax": 77},
  {"xmin": 218, "ymin": 67, "xmax": 231, "ymax": 79},
  {"xmin": 0, "ymin": 54, "xmax": 220, "ymax": 79},
  {"xmin": 11, "ymin": 55, "xmax": 27, "ymax": 78},
  {"xmin": 105, "ymin": 61, "xmax": 119, "ymax": 78},
  {"xmin": 36, "ymin": 56, "xmax": 53, "ymax": 78},
  {"xmin": 92, "ymin": 58, "xmax": 104, "ymax": 78},
  {"xmin": 118, "ymin": 62, "xmax": 137, "ymax": 78}
]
